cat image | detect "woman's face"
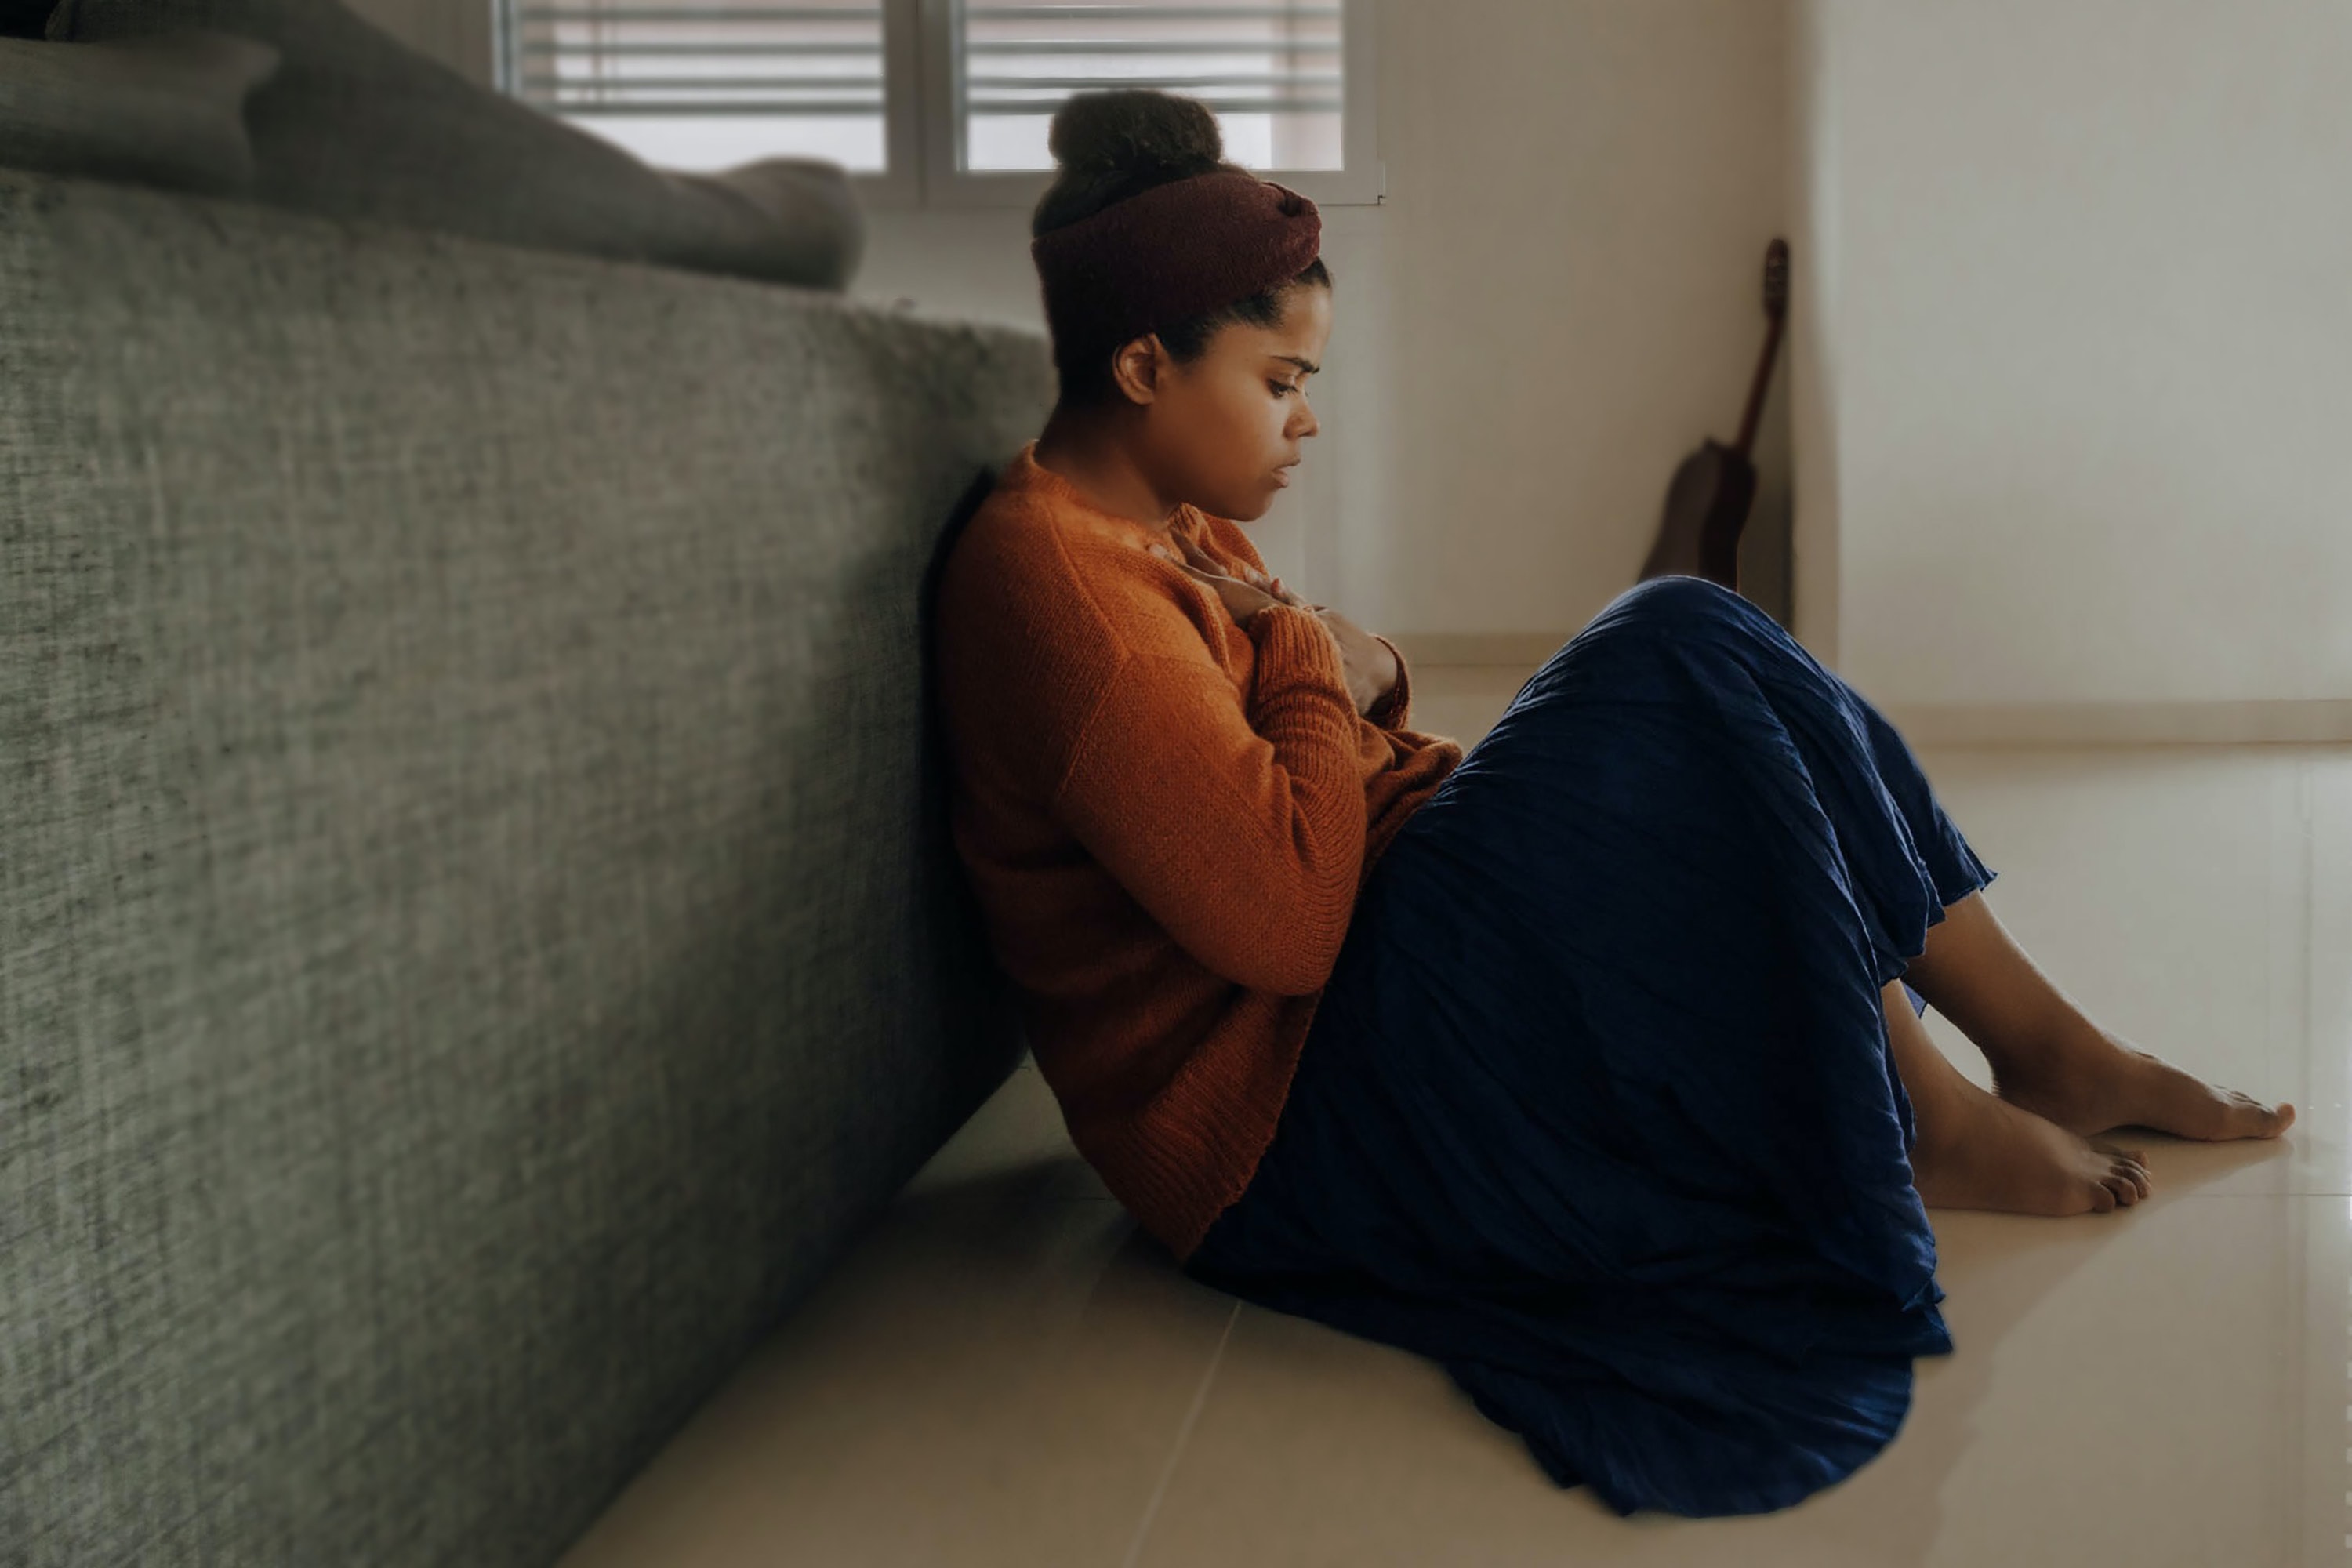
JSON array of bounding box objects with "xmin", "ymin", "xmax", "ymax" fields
[{"xmin": 1120, "ymin": 282, "xmax": 1331, "ymax": 523}]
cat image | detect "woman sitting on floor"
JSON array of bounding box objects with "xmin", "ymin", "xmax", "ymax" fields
[{"xmin": 929, "ymin": 87, "xmax": 2293, "ymax": 1519}]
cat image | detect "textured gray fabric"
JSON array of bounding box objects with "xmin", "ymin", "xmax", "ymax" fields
[
  {"xmin": 0, "ymin": 166, "xmax": 1051, "ymax": 1567},
  {"xmin": 0, "ymin": 31, "xmax": 278, "ymax": 192},
  {"xmin": 47, "ymin": 0, "xmax": 867, "ymax": 290}
]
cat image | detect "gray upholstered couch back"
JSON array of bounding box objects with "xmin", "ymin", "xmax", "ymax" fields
[{"xmin": 0, "ymin": 167, "xmax": 1051, "ymax": 1567}]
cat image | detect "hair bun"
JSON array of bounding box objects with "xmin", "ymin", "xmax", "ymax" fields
[{"xmin": 1047, "ymin": 89, "xmax": 1225, "ymax": 181}]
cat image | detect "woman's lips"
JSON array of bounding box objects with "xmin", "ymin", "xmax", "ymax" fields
[{"xmin": 1272, "ymin": 466, "xmax": 1295, "ymax": 488}]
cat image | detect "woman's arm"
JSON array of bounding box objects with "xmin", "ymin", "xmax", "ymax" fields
[
  {"xmin": 1362, "ymin": 632, "xmax": 1414, "ymax": 730},
  {"xmin": 1050, "ymin": 604, "xmax": 1367, "ymax": 996},
  {"xmin": 1175, "ymin": 523, "xmax": 1401, "ymax": 720},
  {"xmin": 1306, "ymin": 608, "xmax": 1399, "ymax": 720}
]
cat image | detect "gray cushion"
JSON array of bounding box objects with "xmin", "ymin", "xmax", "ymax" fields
[
  {"xmin": 667, "ymin": 154, "xmax": 866, "ymax": 292},
  {"xmin": 0, "ymin": 31, "xmax": 277, "ymax": 192},
  {"xmin": 0, "ymin": 164, "xmax": 1050, "ymax": 1568},
  {"xmin": 47, "ymin": 0, "xmax": 866, "ymax": 289}
]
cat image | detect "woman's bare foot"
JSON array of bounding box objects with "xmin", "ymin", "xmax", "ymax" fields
[
  {"xmin": 1900, "ymin": 891, "xmax": 2294, "ymax": 1145},
  {"xmin": 1987, "ymin": 1018, "xmax": 2296, "ymax": 1143},
  {"xmin": 1910, "ymin": 1071, "xmax": 2154, "ymax": 1215}
]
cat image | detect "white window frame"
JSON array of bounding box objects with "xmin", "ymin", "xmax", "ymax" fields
[
  {"xmin": 864, "ymin": 0, "xmax": 929, "ymax": 209},
  {"xmin": 897, "ymin": 0, "xmax": 1382, "ymax": 211},
  {"xmin": 495, "ymin": 0, "xmax": 1381, "ymax": 212}
]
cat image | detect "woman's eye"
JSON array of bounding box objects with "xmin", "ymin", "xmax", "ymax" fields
[{"xmin": 1269, "ymin": 381, "xmax": 1297, "ymax": 397}]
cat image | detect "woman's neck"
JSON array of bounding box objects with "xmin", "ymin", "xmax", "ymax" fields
[{"xmin": 1032, "ymin": 405, "xmax": 1182, "ymax": 531}]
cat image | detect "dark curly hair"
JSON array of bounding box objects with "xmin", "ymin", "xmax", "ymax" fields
[{"xmin": 1033, "ymin": 88, "xmax": 1332, "ymax": 407}]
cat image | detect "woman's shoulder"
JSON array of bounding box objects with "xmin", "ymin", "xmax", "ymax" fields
[
  {"xmin": 946, "ymin": 474, "xmax": 1162, "ymax": 613},
  {"xmin": 956, "ymin": 447, "xmax": 1160, "ymax": 564},
  {"xmin": 938, "ymin": 471, "xmax": 1206, "ymax": 670}
]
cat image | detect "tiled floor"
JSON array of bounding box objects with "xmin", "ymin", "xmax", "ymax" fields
[{"xmin": 559, "ymin": 683, "xmax": 2350, "ymax": 1566}]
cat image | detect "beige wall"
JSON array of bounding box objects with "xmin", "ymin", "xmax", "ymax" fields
[{"xmin": 1794, "ymin": 0, "xmax": 2352, "ymax": 710}]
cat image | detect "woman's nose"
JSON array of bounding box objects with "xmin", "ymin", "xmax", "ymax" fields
[{"xmin": 1293, "ymin": 401, "xmax": 1319, "ymax": 440}]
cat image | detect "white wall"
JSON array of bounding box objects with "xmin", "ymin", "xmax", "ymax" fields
[
  {"xmin": 1363, "ymin": 0, "xmax": 1791, "ymax": 640},
  {"xmin": 1786, "ymin": 0, "xmax": 1842, "ymax": 668},
  {"xmin": 1794, "ymin": 0, "xmax": 2352, "ymax": 708}
]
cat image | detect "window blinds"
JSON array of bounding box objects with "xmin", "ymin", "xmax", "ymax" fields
[
  {"xmin": 960, "ymin": 2, "xmax": 1345, "ymax": 171},
  {"xmin": 493, "ymin": 0, "xmax": 1347, "ymax": 177},
  {"xmin": 497, "ymin": 1, "xmax": 889, "ymax": 172}
]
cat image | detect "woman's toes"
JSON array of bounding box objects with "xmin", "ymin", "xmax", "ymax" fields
[
  {"xmin": 2099, "ymin": 1143, "xmax": 2153, "ymax": 1197},
  {"xmin": 2236, "ymin": 1094, "xmax": 2295, "ymax": 1138},
  {"xmin": 2078, "ymin": 1139, "xmax": 2145, "ymax": 1205},
  {"xmin": 2201, "ymin": 1090, "xmax": 2289, "ymax": 1140}
]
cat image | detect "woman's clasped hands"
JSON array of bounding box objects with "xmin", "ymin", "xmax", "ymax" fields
[{"xmin": 1150, "ymin": 530, "xmax": 1398, "ymax": 717}]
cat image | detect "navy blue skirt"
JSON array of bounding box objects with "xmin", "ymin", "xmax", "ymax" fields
[{"xmin": 1181, "ymin": 574, "xmax": 1998, "ymax": 1519}]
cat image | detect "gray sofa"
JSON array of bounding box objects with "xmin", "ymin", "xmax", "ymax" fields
[{"xmin": 0, "ymin": 165, "xmax": 1054, "ymax": 1566}]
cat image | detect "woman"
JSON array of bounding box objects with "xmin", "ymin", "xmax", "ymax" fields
[{"xmin": 929, "ymin": 89, "xmax": 2294, "ymax": 1518}]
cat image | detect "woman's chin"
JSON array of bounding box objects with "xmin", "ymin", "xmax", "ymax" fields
[{"xmin": 1209, "ymin": 488, "xmax": 1276, "ymax": 523}]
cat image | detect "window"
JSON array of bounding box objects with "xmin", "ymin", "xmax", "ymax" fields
[{"xmin": 492, "ymin": 0, "xmax": 1381, "ymax": 207}]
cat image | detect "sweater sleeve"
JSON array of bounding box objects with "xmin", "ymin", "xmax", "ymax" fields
[
  {"xmin": 1364, "ymin": 633, "xmax": 1414, "ymax": 731},
  {"xmin": 1051, "ymin": 603, "xmax": 1367, "ymax": 996}
]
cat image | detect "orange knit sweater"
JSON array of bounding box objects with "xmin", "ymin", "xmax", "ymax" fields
[{"xmin": 933, "ymin": 442, "xmax": 1465, "ymax": 1263}]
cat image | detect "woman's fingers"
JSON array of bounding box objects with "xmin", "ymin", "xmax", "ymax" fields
[
  {"xmin": 1167, "ymin": 532, "xmax": 1295, "ymax": 602},
  {"xmin": 1232, "ymin": 561, "xmax": 1306, "ymax": 604},
  {"xmin": 1178, "ymin": 562, "xmax": 1278, "ymax": 623},
  {"xmin": 1154, "ymin": 533, "xmax": 1304, "ymax": 622}
]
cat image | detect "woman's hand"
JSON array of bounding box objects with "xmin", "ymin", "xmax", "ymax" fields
[
  {"xmin": 1310, "ymin": 604, "xmax": 1399, "ymax": 717},
  {"xmin": 1153, "ymin": 533, "xmax": 1398, "ymax": 716},
  {"xmin": 1152, "ymin": 535, "xmax": 1284, "ymax": 627}
]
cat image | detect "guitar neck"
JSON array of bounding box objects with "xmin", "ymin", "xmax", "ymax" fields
[{"xmin": 1732, "ymin": 314, "xmax": 1787, "ymax": 459}]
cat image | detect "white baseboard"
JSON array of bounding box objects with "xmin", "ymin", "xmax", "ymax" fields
[
  {"xmin": 1876, "ymin": 701, "xmax": 2352, "ymax": 747},
  {"xmin": 1387, "ymin": 634, "xmax": 2352, "ymax": 746}
]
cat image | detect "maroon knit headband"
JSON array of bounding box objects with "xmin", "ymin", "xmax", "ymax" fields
[{"xmin": 1031, "ymin": 167, "xmax": 1323, "ymax": 357}]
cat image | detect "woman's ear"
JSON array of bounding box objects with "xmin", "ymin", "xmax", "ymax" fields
[{"xmin": 1109, "ymin": 333, "xmax": 1166, "ymax": 406}]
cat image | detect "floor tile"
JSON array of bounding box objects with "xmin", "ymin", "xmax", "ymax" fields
[
  {"xmin": 1907, "ymin": 746, "xmax": 2347, "ymax": 1196},
  {"xmin": 557, "ymin": 1127, "xmax": 1232, "ymax": 1568},
  {"xmin": 891, "ymin": 1059, "xmax": 1069, "ymax": 1210},
  {"xmin": 563, "ymin": 740, "xmax": 2351, "ymax": 1566},
  {"xmin": 1136, "ymin": 1191, "xmax": 2352, "ymax": 1567}
]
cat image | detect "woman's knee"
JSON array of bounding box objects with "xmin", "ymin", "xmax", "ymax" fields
[
  {"xmin": 1537, "ymin": 576, "xmax": 1806, "ymax": 699},
  {"xmin": 1610, "ymin": 575, "xmax": 1762, "ymax": 637}
]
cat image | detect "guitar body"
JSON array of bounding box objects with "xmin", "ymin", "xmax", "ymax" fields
[{"xmin": 1664, "ymin": 239, "xmax": 1788, "ymax": 593}]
